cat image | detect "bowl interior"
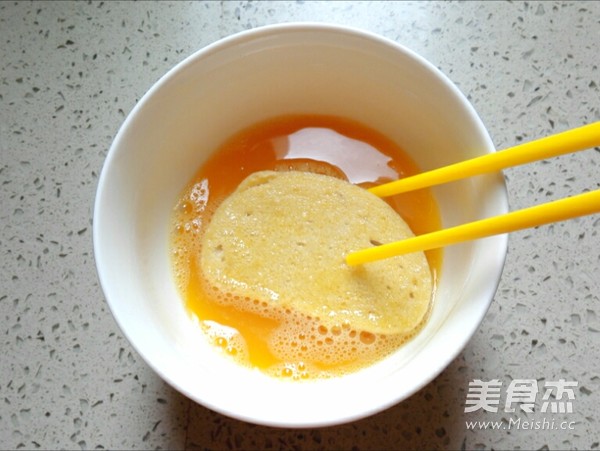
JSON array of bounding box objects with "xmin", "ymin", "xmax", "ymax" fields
[{"xmin": 94, "ymin": 24, "xmax": 508, "ymax": 427}]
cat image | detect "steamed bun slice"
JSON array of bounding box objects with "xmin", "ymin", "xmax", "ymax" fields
[{"xmin": 200, "ymin": 171, "xmax": 432, "ymax": 335}]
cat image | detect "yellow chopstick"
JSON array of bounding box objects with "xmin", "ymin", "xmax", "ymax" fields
[
  {"xmin": 346, "ymin": 122, "xmax": 600, "ymax": 266},
  {"xmin": 369, "ymin": 121, "xmax": 600, "ymax": 198},
  {"xmin": 346, "ymin": 189, "xmax": 600, "ymax": 266}
]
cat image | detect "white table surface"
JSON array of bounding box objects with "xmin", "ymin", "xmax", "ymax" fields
[{"xmin": 1, "ymin": 1, "xmax": 599, "ymax": 449}]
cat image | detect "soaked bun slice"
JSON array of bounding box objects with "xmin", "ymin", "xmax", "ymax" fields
[{"xmin": 200, "ymin": 170, "xmax": 432, "ymax": 335}]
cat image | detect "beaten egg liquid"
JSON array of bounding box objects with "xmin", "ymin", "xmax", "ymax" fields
[{"xmin": 170, "ymin": 114, "xmax": 442, "ymax": 379}]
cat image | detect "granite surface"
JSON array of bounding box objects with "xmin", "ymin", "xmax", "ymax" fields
[{"xmin": 1, "ymin": 1, "xmax": 599, "ymax": 449}]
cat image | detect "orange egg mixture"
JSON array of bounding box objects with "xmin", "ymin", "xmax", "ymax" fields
[{"xmin": 170, "ymin": 114, "xmax": 442, "ymax": 379}]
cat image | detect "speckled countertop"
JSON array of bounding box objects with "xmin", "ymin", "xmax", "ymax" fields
[{"xmin": 1, "ymin": 1, "xmax": 599, "ymax": 450}]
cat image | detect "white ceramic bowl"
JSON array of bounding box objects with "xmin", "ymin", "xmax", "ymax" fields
[{"xmin": 93, "ymin": 23, "xmax": 508, "ymax": 427}]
